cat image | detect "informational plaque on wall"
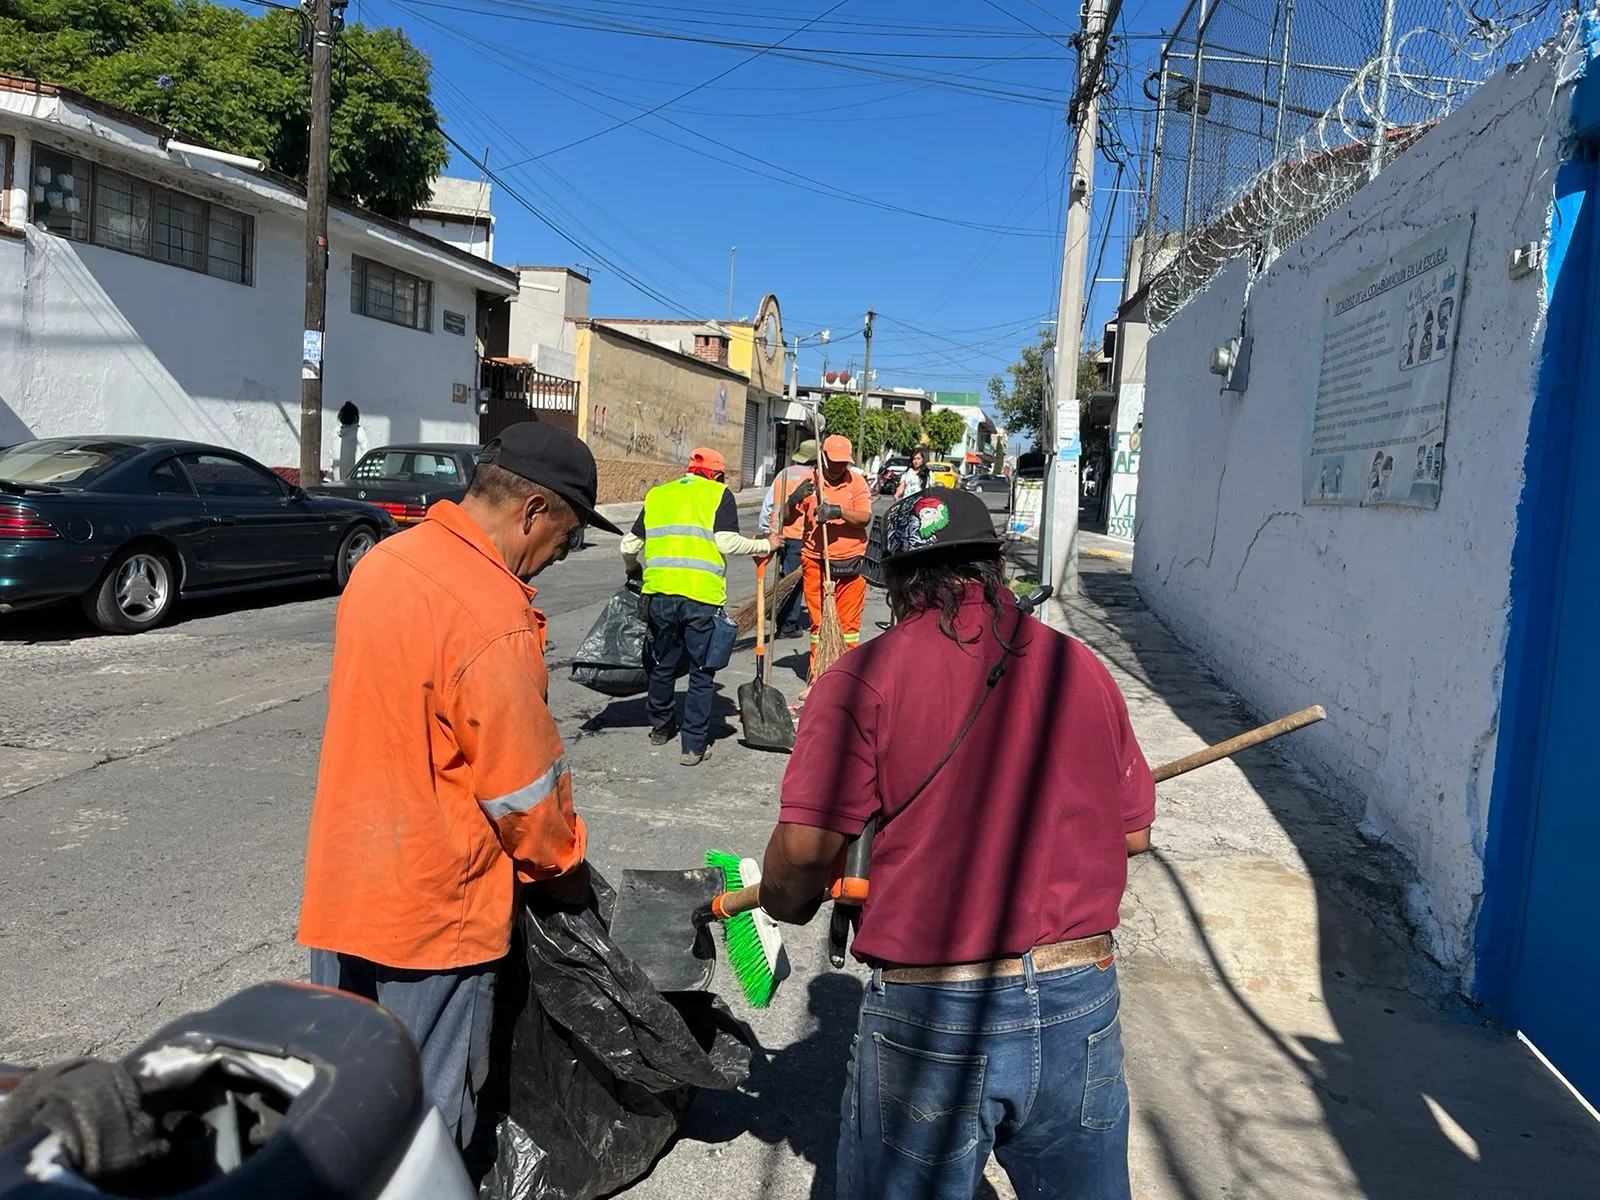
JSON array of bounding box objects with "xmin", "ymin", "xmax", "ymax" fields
[{"xmin": 1304, "ymin": 217, "xmax": 1472, "ymax": 508}]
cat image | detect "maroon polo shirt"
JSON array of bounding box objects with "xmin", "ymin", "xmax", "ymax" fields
[{"xmin": 778, "ymin": 584, "xmax": 1155, "ymax": 966}]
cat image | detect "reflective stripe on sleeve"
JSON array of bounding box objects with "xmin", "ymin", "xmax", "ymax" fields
[{"xmin": 481, "ymin": 756, "xmax": 569, "ymax": 820}]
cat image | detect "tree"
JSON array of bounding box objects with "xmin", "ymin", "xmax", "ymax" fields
[
  {"xmin": 860, "ymin": 407, "xmax": 889, "ymax": 465},
  {"xmin": 0, "ymin": 0, "xmax": 447, "ymax": 217},
  {"xmin": 922, "ymin": 409, "xmax": 968, "ymax": 457},
  {"xmin": 820, "ymin": 394, "xmax": 860, "ymax": 441},
  {"xmin": 885, "ymin": 409, "xmax": 922, "ymax": 455},
  {"xmin": 987, "ymin": 331, "xmax": 1053, "ymax": 450}
]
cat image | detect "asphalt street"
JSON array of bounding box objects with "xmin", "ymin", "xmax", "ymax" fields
[{"xmin": 1, "ymin": 509, "xmax": 979, "ymax": 1199}]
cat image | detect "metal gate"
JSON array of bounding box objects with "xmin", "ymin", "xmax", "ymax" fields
[
  {"xmin": 740, "ymin": 399, "xmax": 760, "ymax": 489},
  {"xmin": 479, "ymin": 359, "xmax": 579, "ymax": 442},
  {"xmin": 1492, "ymin": 164, "xmax": 1600, "ymax": 1107}
]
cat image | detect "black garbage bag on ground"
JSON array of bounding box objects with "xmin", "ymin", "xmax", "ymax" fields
[
  {"xmin": 477, "ymin": 870, "xmax": 752, "ymax": 1200},
  {"xmin": 570, "ymin": 587, "xmax": 650, "ymax": 696}
]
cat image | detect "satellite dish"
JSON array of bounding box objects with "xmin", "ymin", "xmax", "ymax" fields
[{"xmin": 825, "ymin": 371, "xmax": 838, "ymax": 383}]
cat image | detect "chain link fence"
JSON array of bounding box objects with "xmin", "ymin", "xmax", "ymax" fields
[{"xmin": 1139, "ymin": 0, "xmax": 1574, "ymax": 329}]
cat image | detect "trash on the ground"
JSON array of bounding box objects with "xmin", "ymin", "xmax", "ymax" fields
[
  {"xmin": 478, "ymin": 869, "xmax": 752, "ymax": 1200},
  {"xmin": 569, "ymin": 586, "xmax": 650, "ymax": 696}
]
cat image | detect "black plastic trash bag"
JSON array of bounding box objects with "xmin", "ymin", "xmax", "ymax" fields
[
  {"xmin": 478, "ymin": 870, "xmax": 752, "ymax": 1200},
  {"xmin": 570, "ymin": 586, "xmax": 650, "ymax": 696}
]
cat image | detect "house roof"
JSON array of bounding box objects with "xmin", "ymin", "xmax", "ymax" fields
[
  {"xmin": 0, "ymin": 74, "xmax": 518, "ymax": 293},
  {"xmin": 575, "ymin": 320, "xmax": 749, "ymax": 382}
]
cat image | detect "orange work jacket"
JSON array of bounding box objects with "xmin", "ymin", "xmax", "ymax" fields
[{"xmin": 298, "ymin": 500, "xmax": 586, "ymax": 970}]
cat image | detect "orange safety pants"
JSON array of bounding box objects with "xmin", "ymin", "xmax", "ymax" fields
[{"xmin": 804, "ymin": 557, "xmax": 866, "ymax": 658}]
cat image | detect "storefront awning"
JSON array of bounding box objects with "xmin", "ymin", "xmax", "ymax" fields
[{"xmin": 964, "ymin": 452, "xmax": 985, "ymax": 465}]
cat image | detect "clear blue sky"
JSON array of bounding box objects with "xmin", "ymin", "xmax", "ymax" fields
[{"xmin": 345, "ymin": 0, "xmax": 1191, "ymax": 406}]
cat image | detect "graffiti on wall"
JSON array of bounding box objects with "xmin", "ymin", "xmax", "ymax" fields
[
  {"xmin": 1113, "ymin": 426, "xmax": 1141, "ymax": 475},
  {"xmin": 592, "ymin": 404, "xmax": 609, "ymax": 438},
  {"xmin": 714, "ymin": 384, "xmax": 729, "ymax": 427},
  {"xmin": 1107, "ymin": 491, "xmax": 1137, "ymax": 540},
  {"xmin": 666, "ymin": 410, "xmax": 689, "ymax": 463}
]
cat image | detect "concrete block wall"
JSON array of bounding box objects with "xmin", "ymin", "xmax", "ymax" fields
[{"xmin": 1131, "ymin": 47, "xmax": 1573, "ymax": 983}]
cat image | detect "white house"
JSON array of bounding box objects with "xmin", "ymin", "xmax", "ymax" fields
[{"xmin": 0, "ymin": 75, "xmax": 519, "ymax": 476}]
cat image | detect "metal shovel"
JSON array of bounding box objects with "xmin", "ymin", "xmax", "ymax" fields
[{"xmin": 737, "ymin": 558, "xmax": 796, "ymax": 752}]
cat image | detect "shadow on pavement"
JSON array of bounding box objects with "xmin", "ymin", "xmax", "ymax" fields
[
  {"xmin": 1071, "ymin": 562, "xmax": 1600, "ymax": 1198},
  {"xmin": 0, "ymin": 582, "xmax": 336, "ymax": 643}
]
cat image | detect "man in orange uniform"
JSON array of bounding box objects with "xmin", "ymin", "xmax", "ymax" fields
[
  {"xmin": 764, "ymin": 438, "xmax": 817, "ymax": 638},
  {"xmin": 298, "ymin": 422, "xmax": 620, "ymax": 1152},
  {"xmin": 785, "ymin": 434, "xmax": 873, "ymax": 675}
]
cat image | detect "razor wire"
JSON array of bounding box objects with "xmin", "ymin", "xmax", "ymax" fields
[{"xmin": 1139, "ymin": 0, "xmax": 1573, "ymax": 329}]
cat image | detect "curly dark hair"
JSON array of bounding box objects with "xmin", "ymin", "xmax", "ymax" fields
[{"xmin": 884, "ymin": 547, "xmax": 1018, "ymax": 649}]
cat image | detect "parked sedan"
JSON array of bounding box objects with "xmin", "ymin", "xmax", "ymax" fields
[
  {"xmin": 0, "ymin": 437, "xmax": 395, "ymax": 633},
  {"xmin": 308, "ymin": 443, "xmax": 479, "ymax": 526}
]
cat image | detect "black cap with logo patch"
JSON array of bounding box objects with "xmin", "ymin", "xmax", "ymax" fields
[
  {"xmin": 478, "ymin": 421, "xmax": 623, "ymax": 535},
  {"xmin": 882, "ymin": 486, "xmax": 1003, "ymax": 562}
]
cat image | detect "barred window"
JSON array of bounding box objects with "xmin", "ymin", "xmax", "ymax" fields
[
  {"xmin": 351, "ymin": 255, "xmax": 432, "ymax": 332},
  {"xmin": 29, "ymin": 145, "xmax": 253, "ymax": 285},
  {"xmin": 153, "ymin": 189, "xmax": 205, "ymax": 271},
  {"xmin": 206, "ymin": 207, "xmax": 250, "ymax": 283}
]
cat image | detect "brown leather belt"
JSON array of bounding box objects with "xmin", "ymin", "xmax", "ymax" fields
[{"xmin": 880, "ymin": 933, "xmax": 1115, "ymax": 985}]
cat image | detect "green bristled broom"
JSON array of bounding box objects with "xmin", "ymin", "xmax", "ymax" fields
[{"xmin": 705, "ymin": 849, "xmax": 786, "ymax": 1008}]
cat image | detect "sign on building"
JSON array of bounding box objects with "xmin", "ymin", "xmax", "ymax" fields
[
  {"xmin": 443, "ymin": 310, "xmax": 468, "ymax": 336},
  {"xmin": 1304, "ymin": 217, "xmax": 1472, "ymax": 508}
]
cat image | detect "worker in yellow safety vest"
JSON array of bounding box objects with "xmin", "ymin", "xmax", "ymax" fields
[{"xmin": 620, "ymin": 447, "xmax": 780, "ymax": 766}]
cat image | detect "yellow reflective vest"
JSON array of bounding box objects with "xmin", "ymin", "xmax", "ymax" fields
[{"xmin": 641, "ymin": 474, "xmax": 729, "ymax": 606}]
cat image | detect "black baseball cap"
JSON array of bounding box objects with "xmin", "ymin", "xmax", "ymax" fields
[
  {"xmin": 882, "ymin": 486, "xmax": 1003, "ymax": 562},
  {"xmin": 477, "ymin": 421, "xmax": 622, "ymax": 535}
]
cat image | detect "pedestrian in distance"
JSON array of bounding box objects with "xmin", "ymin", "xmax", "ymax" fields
[
  {"xmin": 762, "ymin": 438, "xmax": 818, "ymax": 638},
  {"xmin": 891, "ymin": 446, "xmax": 930, "ymax": 500},
  {"xmin": 784, "ymin": 434, "xmax": 873, "ymax": 683},
  {"xmin": 298, "ymin": 421, "xmax": 619, "ymax": 1153},
  {"xmin": 755, "ymin": 485, "xmax": 1156, "ymax": 1200},
  {"xmin": 619, "ymin": 447, "xmax": 781, "ymax": 765}
]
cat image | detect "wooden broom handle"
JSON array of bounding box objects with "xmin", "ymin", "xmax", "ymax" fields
[
  {"xmin": 709, "ymin": 707, "xmax": 1327, "ymax": 924},
  {"xmin": 754, "ymin": 557, "xmax": 767, "ymax": 658},
  {"xmin": 1152, "ymin": 706, "xmax": 1326, "ymax": 783}
]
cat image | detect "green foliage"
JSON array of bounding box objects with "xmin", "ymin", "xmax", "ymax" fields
[
  {"xmin": 820, "ymin": 394, "xmax": 860, "ymax": 441},
  {"xmin": 986, "ymin": 331, "xmax": 1053, "ymax": 451},
  {"xmin": 884, "ymin": 409, "xmax": 921, "ymax": 455},
  {"xmin": 986, "ymin": 331, "xmax": 1104, "ymax": 452},
  {"xmin": 0, "ymin": 0, "xmax": 446, "ymax": 217},
  {"xmin": 922, "ymin": 409, "xmax": 968, "ymax": 457},
  {"xmin": 859, "ymin": 407, "xmax": 889, "ymax": 463}
]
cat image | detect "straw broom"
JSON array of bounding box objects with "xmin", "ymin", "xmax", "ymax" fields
[
  {"xmin": 809, "ymin": 472, "xmax": 848, "ymax": 683},
  {"xmin": 727, "ymin": 568, "xmax": 802, "ymax": 637}
]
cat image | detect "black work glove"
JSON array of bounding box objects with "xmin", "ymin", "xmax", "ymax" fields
[
  {"xmin": 624, "ymin": 571, "xmax": 643, "ymax": 595},
  {"xmin": 816, "ymin": 502, "xmax": 843, "ymax": 522},
  {"xmin": 789, "ymin": 478, "xmax": 815, "ymax": 505}
]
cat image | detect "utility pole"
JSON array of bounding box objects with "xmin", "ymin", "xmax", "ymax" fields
[
  {"xmin": 299, "ymin": 0, "xmax": 340, "ymax": 485},
  {"xmin": 856, "ymin": 309, "xmax": 876, "ymax": 468},
  {"xmin": 726, "ymin": 247, "xmax": 736, "ymax": 322},
  {"xmin": 1043, "ymin": 0, "xmax": 1113, "ymax": 599}
]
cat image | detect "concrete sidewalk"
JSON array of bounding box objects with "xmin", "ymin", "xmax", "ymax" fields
[{"xmin": 1057, "ymin": 554, "xmax": 1599, "ymax": 1198}]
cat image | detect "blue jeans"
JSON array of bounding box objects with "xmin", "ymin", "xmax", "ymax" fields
[
  {"xmin": 309, "ymin": 949, "xmax": 496, "ymax": 1150},
  {"xmin": 646, "ymin": 593, "xmax": 718, "ymax": 753},
  {"xmin": 837, "ymin": 956, "xmax": 1131, "ymax": 1200},
  {"xmin": 777, "ymin": 538, "xmax": 806, "ymax": 636}
]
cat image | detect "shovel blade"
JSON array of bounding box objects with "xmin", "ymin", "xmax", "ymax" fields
[
  {"xmin": 608, "ymin": 867, "xmax": 726, "ymax": 993},
  {"xmin": 738, "ymin": 676, "xmax": 796, "ymax": 751}
]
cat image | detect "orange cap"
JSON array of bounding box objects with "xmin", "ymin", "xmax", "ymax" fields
[
  {"xmin": 822, "ymin": 434, "xmax": 854, "ymax": 463},
  {"xmin": 688, "ymin": 447, "xmax": 726, "ymax": 475}
]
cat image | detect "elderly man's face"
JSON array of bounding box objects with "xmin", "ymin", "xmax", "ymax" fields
[{"xmin": 507, "ymin": 493, "xmax": 584, "ymax": 580}]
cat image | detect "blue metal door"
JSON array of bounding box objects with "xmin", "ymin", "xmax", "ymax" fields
[{"xmin": 1507, "ymin": 200, "xmax": 1600, "ymax": 1106}]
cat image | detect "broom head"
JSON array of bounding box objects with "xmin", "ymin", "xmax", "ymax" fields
[{"xmin": 809, "ymin": 578, "xmax": 848, "ymax": 682}]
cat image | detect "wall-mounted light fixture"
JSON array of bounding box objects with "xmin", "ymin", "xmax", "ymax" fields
[{"xmin": 1209, "ymin": 336, "xmax": 1253, "ymax": 392}]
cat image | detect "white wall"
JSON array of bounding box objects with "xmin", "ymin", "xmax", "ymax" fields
[
  {"xmin": 407, "ymin": 215, "xmax": 492, "ymax": 261},
  {"xmin": 507, "ymin": 267, "xmax": 587, "ymax": 376},
  {"xmin": 0, "ymin": 131, "xmax": 492, "ymax": 474},
  {"xmin": 1131, "ymin": 48, "xmax": 1571, "ymax": 981},
  {"xmin": 1106, "ymin": 383, "xmax": 1142, "ymax": 541}
]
